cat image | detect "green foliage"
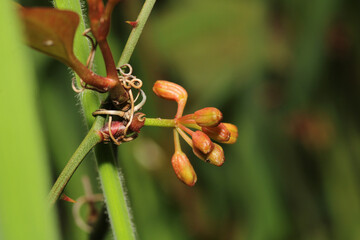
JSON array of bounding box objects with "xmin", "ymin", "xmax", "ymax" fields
[
  {"xmin": 19, "ymin": 7, "xmax": 79, "ymax": 65},
  {"xmin": 0, "ymin": 1, "xmax": 58, "ymax": 239}
]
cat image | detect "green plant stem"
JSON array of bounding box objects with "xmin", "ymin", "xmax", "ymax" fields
[
  {"xmin": 117, "ymin": 0, "xmax": 156, "ymax": 67},
  {"xmin": 95, "ymin": 144, "xmax": 135, "ymax": 239},
  {"xmin": 91, "ymin": 1, "xmax": 157, "ymax": 239},
  {"xmin": 145, "ymin": 117, "xmax": 201, "ymax": 130},
  {"xmin": 48, "ymin": 118, "xmax": 105, "ymax": 205},
  {"xmin": 54, "ymin": 0, "xmax": 156, "ymax": 238},
  {"xmin": 144, "ymin": 118, "xmax": 175, "ymax": 127}
]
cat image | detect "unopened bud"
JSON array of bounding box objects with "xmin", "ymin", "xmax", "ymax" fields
[
  {"xmin": 194, "ymin": 107, "xmax": 223, "ymax": 127},
  {"xmin": 222, "ymin": 123, "xmax": 238, "ymax": 144},
  {"xmin": 153, "ymin": 80, "xmax": 187, "ymax": 104},
  {"xmin": 202, "ymin": 123, "xmax": 231, "ymax": 143},
  {"xmin": 100, "ymin": 121, "xmax": 125, "ymax": 140},
  {"xmin": 207, "ymin": 144, "xmax": 225, "ymax": 166},
  {"xmin": 193, "ymin": 143, "xmax": 225, "ymax": 167},
  {"xmin": 153, "ymin": 80, "xmax": 188, "ymax": 117},
  {"xmin": 129, "ymin": 112, "xmax": 145, "ymax": 133},
  {"xmin": 171, "ymin": 151, "xmax": 197, "ymax": 186},
  {"xmin": 192, "ymin": 131, "xmax": 214, "ymax": 154}
]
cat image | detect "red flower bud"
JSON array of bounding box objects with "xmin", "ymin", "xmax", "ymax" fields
[
  {"xmin": 194, "ymin": 107, "xmax": 223, "ymax": 127},
  {"xmin": 171, "ymin": 151, "xmax": 197, "ymax": 186},
  {"xmin": 222, "ymin": 123, "xmax": 238, "ymax": 144},
  {"xmin": 201, "ymin": 123, "xmax": 231, "ymax": 143},
  {"xmin": 192, "ymin": 131, "xmax": 214, "ymax": 154},
  {"xmin": 100, "ymin": 121, "xmax": 125, "ymax": 140},
  {"xmin": 129, "ymin": 112, "xmax": 145, "ymax": 133},
  {"xmin": 153, "ymin": 80, "xmax": 188, "ymax": 118}
]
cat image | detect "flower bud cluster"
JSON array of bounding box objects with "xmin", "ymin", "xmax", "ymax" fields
[{"xmin": 152, "ymin": 80, "xmax": 238, "ymax": 186}]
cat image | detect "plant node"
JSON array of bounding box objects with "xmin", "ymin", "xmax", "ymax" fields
[{"xmin": 93, "ymin": 65, "xmax": 146, "ymax": 145}]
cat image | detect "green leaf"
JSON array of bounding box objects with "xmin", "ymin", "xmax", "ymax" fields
[
  {"xmin": 18, "ymin": 6, "xmax": 118, "ymax": 91},
  {"xmin": 18, "ymin": 7, "xmax": 79, "ymax": 66}
]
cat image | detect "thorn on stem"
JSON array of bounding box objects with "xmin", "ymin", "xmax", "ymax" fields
[
  {"xmin": 125, "ymin": 20, "xmax": 138, "ymax": 28},
  {"xmin": 60, "ymin": 193, "xmax": 76, "ymax": 203}
]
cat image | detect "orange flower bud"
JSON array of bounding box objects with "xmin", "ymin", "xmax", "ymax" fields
[
  {"xmin": 222, "ymin": 123, "xmax": 238, "ymax": 144},
  {"xmin": 194, "ymin": 107, "xmax": 223, "ymax": 127},
  {"xmin": 171, "ymin": 151, "xmax": 197, "ymax": 186},
  {"xmin": 193, "ymin": 143, "xmax": 225, "ymax": 167},
  {"xmin": 153, "ymin": 80, "xmax": 187, "ymax": 103},
  {"xmin": 153, "ymin": 80, "xmax": 188, "ymax": 117},
  {"xmin": 192, "ymin": 131, "xmax": 214, "ymax": 154},
  {"xmin": 207, "ymin": 144, "xmax": 225, "ymax": 166},
  {"xmin": 202, "ymin": 123, "xmax": 231, "ymax": 143}
]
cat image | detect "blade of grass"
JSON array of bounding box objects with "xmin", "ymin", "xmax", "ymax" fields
[{"xmin": 0, "ymin": 1, "xmax": 59, "ymax": 239}]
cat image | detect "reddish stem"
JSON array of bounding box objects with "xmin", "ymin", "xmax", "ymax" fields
[
  {"xmin": 70, "ymin": 56, "xmax": 118, "ymax": 91},
  {"xmin": 178, "ymin": 124, "xmax": 194, "ymax": 136},
  {"xmin": 98, "ymin": 40, "xmax": 129, "ymax": 103},
  {"xmin": 99, "ymin": 40, "xmax": 118, "ymax": 80}
]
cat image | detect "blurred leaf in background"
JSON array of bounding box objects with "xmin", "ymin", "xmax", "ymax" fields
[{"xmin": 0, "ymin": 1, "xmax": 59, "ymax": 239}]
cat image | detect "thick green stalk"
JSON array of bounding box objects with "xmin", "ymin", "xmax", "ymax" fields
[
  {"xmin": 95, "ymin": 144, "xmax": 135, "ymax": 239},
  {"xmin": 48, "ymin": 119, "xmax": 104, "ymax": 205},
  {"xmin": 117, "ymin": 0, "xmax": 156, "ymax": 67}
]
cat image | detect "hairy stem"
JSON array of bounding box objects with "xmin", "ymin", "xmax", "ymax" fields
[
  {"xmin": 95, "ymin": 144, "xmax": 135, "ymax": 239},
  {"xmin": 144, "ymin": 118, "xmax": 175, "ymax": 127},
  {"xmin": 93, "ymin": 0, "xmax": 157, "ymax": 239},
  {"xmin": 48, "ymin": 118, "xmax": 104, "ymax": 205}
]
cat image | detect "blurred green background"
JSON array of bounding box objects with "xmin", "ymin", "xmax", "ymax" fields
[{"xmin": 5, "ymin": 0, "xmax": 360, "ymax": 239}]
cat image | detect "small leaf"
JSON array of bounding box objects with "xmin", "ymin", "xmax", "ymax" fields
[
  {"xmin": 18, "ymin": 7, "xmax": 79, "ymax": 65},
  {"xmin": 18, "ymin": 6, "xmax": 118, "ymax": 91}
]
